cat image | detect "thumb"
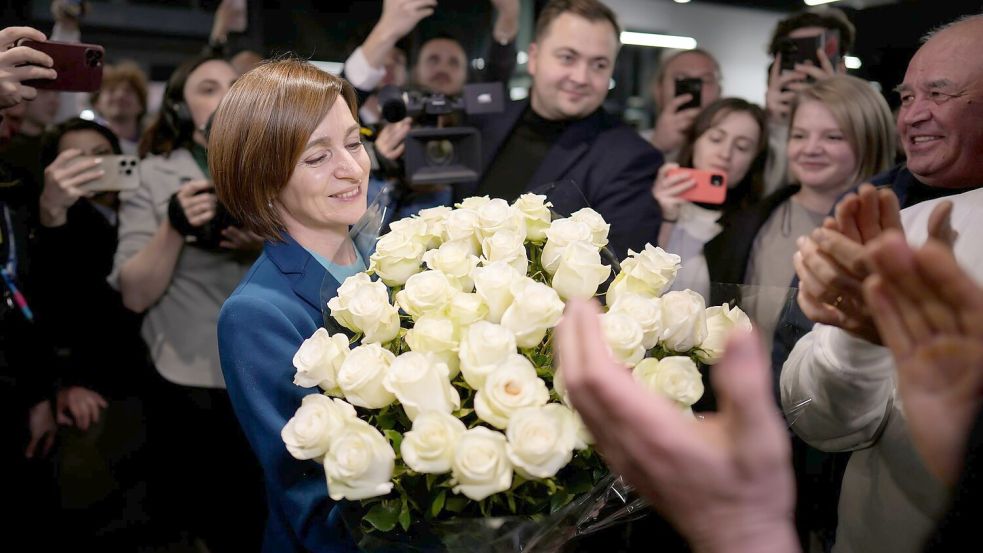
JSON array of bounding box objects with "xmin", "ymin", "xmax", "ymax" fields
[
  {"xmin": 710, "ymin": 328, "xmax": 775, "ymax": 434},
  {"xmin": 927, "ymin": 201, "xmax": 957, "ymax": 247},
  {"xmin": 25, "ymin": 435, "xmax": 39, "ymax": 459}
]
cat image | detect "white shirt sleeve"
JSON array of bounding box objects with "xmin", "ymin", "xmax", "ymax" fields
[
  {"xmin": 780, "ymin": 323, "xmax": 896, "ymax": 452},
  {"xmin": 343, "ymin": 47, "xmax": 387, "ymax": 92}
]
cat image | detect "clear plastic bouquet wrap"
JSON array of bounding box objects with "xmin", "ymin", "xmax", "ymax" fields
[{"xmin": 280, "ymin": 191, "xmax": 754, "ymax": 552}]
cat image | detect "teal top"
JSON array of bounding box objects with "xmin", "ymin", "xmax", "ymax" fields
[{"xmin": 304, "ymin": 245, "xmax": 367, "ymax": 285}]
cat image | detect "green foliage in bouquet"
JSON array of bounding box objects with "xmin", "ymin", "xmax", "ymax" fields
[{"xmin": 280, "ymin": 194, "xmax": 752, "ymax": 540}]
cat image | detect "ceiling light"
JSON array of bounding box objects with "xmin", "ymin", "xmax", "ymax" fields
[
  {"xmin": 844, "ymin": 56, "xmax": 862, "ymax": 69},
  {"xmin": 673, "ymin": 0, "xmax": 691, "ymax": 3},
  {"xmin": 620, "ymin": 31, "xmax": 697, "ymax": 49},
  {"xmin": 804, "ymin": 0, "xmax": 841, "ymax": 5}
]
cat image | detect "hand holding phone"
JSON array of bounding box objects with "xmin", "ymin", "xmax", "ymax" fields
[
  {"xmin": 778, "ymin": 29, "xmax": 841, "ymax": 75},
  {"xmin": 667, "ymin": 167, "xmax": 727, "ymax": 205},
  {"xmin": 674, "ymin": 77, "xmax": 703, "ymax": 112},
  {"xmin": 19, "ymin": 39, "xmax": 104, "ymax": 92}
]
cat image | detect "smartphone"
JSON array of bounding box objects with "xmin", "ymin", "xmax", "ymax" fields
[
  {"xmin": 75, "ymin": 155, "xmax": 140, "ymax": 192},
  {"xmin": 19, "ymin": 40, "xmax": 104, "ymax": 92},
  {"xmin": 674, "ymin": 77, "xmax": 702, "ymax": 111},
  {"xmin": 778, "ymin": 29, "xmax": 841, "ymax": 72},
  {"xmin": 668, "ymin": 167, "xmax": 727, "ymax": 205}
]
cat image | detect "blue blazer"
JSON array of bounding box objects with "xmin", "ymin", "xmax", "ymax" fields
[
  {"xmin": 218, "ymin": 233, "xmax": 358, "ymax": 553},
  {"xmin": 459, "ymin": 99, "xmax": 665, "ymax": 260}
]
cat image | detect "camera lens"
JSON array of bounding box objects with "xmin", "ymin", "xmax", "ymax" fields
[
  {"xmin": 711, "ymin": 174, "xmax": 724, "ymax": 186},
  {"xmin": 424, "ymin": 139, "xmax": 455, "ymax": 166}
]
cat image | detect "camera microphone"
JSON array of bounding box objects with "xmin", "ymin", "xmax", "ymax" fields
[{"xmin": 378, "ymin": 85, "xmax": 408, "ymax": 123}]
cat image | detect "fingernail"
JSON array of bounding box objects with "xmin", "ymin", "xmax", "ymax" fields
[
  {"xmin": 92, "ymin": 157, "xmax": 103, "ymax": 164},
  {"xmin": 796, "ymin": 236, "xmax": 805, "ymax": 247}
]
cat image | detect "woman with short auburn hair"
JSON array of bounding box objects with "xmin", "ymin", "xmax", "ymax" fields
[{"xmin": 211, "ymin": 58, "xmax": 370, "ymax": 553}]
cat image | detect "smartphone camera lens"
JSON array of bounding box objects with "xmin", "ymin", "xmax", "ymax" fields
[{"xmin": 711, "ymin": 174, "xmax": 724, "ymax": 187}]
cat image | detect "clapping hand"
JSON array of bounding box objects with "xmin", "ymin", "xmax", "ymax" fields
[{"xmin": 863, "ymin": 230, "xmax": 983, "ymax": 486}]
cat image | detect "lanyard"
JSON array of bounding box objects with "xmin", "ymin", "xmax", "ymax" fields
[{"xmin": 0, "ymin": 203, "xmax": 33, "ymax": 321}]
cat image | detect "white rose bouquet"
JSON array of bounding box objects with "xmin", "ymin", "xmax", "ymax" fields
[{"xmin": 280, "ymin": 194, "xmax": 750, "ymax": 551}]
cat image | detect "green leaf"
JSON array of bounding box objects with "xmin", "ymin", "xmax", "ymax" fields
[
  {"xmin": 430, "ymin": 489, "xmax": 446, "ymax": 518},
  {"xmin": 364, "ymin": 501, "xmax": 400, "ymax": 532},
  {"xmin": 426, "ymin": 473, "xmax": 437, "ymax": 490},
  {"xmin": 384, "ymin": 429, "xmax": 403, "ymax": 451},
  {"xmin": 506, "ymin": 492, "xmax": 517, "ymax": 513},
  {"xmin": 549, "ymin": 490, "xmax": 574, "ymax": 513},
  {"xmin": 445, "ymin": 495, "xmax": 468, "ymax": 513},
  {"xmin": 398, "ymin": 497, "xmax": 411, "ymax": 531}
]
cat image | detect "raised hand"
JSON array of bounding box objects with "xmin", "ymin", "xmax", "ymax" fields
[
  {"xmin": 649, "ymin": 95, "xmax": 701, "ymax": 154},
  {"xmin": 863, "ymin": 231, "xmax": 983, "ymax": 486},
  {"xmin": 557, "ymin": 299, "xmax": 798, "ymax": 553},
  {"xmin": 39, "ymin": 148, "xmax": 104, "ymax": 227},
  {"xmin": 651, "ymin": 162, "xmax": 695, "ymax": 223},
  {"xmin": 0, "ymin": 27, "xmax": 57, "ymax": 109}
]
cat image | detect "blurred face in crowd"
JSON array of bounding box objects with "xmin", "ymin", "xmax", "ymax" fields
[
  {"xmin": 528, "ymin": 12, "xmax": 619, "ymax": 121},
  {"xmin": 896, "ymin": 19, "xmax": 983, "ymax": 189},
  {"xmin": 22, "ymin": 90, "xmax": 60, "ymax": 135},
  {"xmin": 787, "ymin": 100, "xmax": 857, "ymax": 192},
  {"xmin": 381, "ymin": 47, "xmax": 408, "ymax": 88},
  {"xmin": 692, "ymin": 110, "xmax": 760, "ymax": 187},
  {"xmin": 95, "ymin": 82, "xmax": 143, "ymax": 122},
  {"xmin": 654, "ymin": 51, "xmax": 721, "ymax": 111},
  {"xmin": 415, "ymin": 38, "xmax": 467, "ymax": 96},
  {"xmin": 278, "ymin": 97, "xmax": 370, "ymax": 235},
  {"xmin": 183, "ymin": 59, "xmax": 237, "ymax": 145}
]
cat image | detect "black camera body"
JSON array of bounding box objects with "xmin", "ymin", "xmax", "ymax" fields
[
  {"xmin": 378, "ymin": 83, "xmax": 505, "ymax": 186},
  {"xmin": 167, "ymin": 181, "xmax": 241, "ymax": 250}
]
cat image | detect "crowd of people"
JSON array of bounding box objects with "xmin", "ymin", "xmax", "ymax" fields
[{"xmin": 1, "ymin": 0, "xmax": 981, "ymax": 552}]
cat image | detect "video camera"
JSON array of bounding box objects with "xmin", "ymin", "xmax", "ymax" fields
[{"xmin": 377, "ymin": 83, "xmax": 504, "ymax": 186}]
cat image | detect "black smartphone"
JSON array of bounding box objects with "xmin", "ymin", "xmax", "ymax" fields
[
  {"xmin": 19, "ymin": 40, "xmax": 104, "ymax": 92},
  {"xmin": 674, "ymin": 77, "xmax": 702, "ymax": 111},
  {"xmin": 778, "ymin": 29, "xmax": 841, "ymax": 72}
]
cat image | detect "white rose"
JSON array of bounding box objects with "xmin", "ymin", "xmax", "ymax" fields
[
  {"xmin": 480, "ymin": 228, "xmax": 528, "ymax": 275},
  {"xmin": 423, "ymin": 240, "xmax": 480, "ymax": 292},
  {"xmin": 601, "ymin": 312, "xmax": 646, "ymax": 367},
  {"xmin": 633, "ymin": 356, "xmax": 704, "ymax": 408},
  {"xmin": 446, "ymin": 292, "xmax": 489, "ymax": 327},
  {"xmin": 570, "ymin": 208, "xmax": 610, "ymax": 248},
  {"xmin": 698, "ymin": 305, "xmax": 753, "ymax": 364},
  {"xmin": 395, "ymin": 270, "xmax": 454, "ymax": 320},
  {"xmin": 472, "ymin": 261, "xmax": 522, "ymax": 324},
  {"xmin": 400, "ymin": 410, "xmax": 467, "ymax": 474},
  {"xmin": 550, "ymin": 241, "xmax": 611, "ymax": 300},
  {"xmin": 476, "ymin": 198, "xmax": 526, "ymax": 240},
  {"xmin": 474, "ymin": 355, "xmax": 550, "ymax": 428},
  {"xmin": 337, "ymin": 344, "xmax": 396, "ymax": 409},
  {"xmin": 451, "ymin": 427, "xmax": 513, "ymax": 501},
  {"xmin": 383, "ymin": 352, "xmax": 461, "ymax": 421},
  {"xmin": 323, "ymin": 418, "xmax": 396, "ymax": 501},
  {"xmin": 659, "ymin": 290, "xmax": 708, "ymax": 352},
  {"xmin": 442, "ymin": 208, "xmax": 482, "ymax": 255},
  {"xmin": 501, "ymin": 279, "xmax": 564, "ymax": 349},
  {"xmin": 346, "ymin": 283, "xmax": 401, "ymax": 344},
  {"xmin": 541, "ymin": 219, "xmax": 593, "ymax": 275},
  {"xmin": 459, "ymin": 321, "xmax": 517, "ymax": 390},
  {"xmin": 605, "ymin": 244, "xmax": 681, "ymax": 305},
  {"xmin": 505, "ymin": 404, "xmax": 577, "ymax": 479},
  {"xmin": 418, "ymin": 206, "xmax": 453, "ymax": 247},
  {"xmin": 455, "ymin": 196, "xmax": 492, "ymax": 211},
  {"xmin": 512, "ymin": 193, "xmax": 553, "ymax": 243},
  {"xmin": 292, "ymin": 328, "xmax": 350, "ymax": 394},
  {"xmin": 369, "ymin": 229, "xmax": 426, "ymax": 286},
  {"xmin": 389, "ymin": 216, "xmax": 438, "ymax": 250},
  {"xmin": 327, "ymin": 273, "xmax": 373, "ymax": 333},
  {"xmin": 405, "ymin": 315, "xmax": 460, "ymax": 377},
  {"xmin": 281, "ymin": 394, "xmax": 357, "ymax": 461},
  {"xmin": 609, "ymin": 293, "xmax": 663, "ymax": 349}
]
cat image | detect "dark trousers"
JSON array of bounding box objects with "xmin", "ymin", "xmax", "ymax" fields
[{"xmin": 145, "ymin": 371, "xmax": 267, "ymax": 553}]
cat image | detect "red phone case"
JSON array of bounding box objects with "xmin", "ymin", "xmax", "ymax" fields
[
  {"xmin": 20, "ymin": 40, "xmax": 104, "ymax": 93},
  {"xmin": 668, "ymin": 168, "xmax": 728, "ymax": 205}
]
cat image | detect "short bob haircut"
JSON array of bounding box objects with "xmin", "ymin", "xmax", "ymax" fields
[
  {"xmin": 677, "ymin": 98, "xmax": 768, "ymax": 211},
  {"xmin": 788, "ymin": 75, "xmax": 896, "ymax": 187},
  {"xmin": 209, "ymin": 58, "xmax": 360, "ymax": 241}
]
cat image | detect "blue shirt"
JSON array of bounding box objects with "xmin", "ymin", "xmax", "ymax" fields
[{"xmin": 304, "ymin": 245, "xmax": 367, "ymax": 285}]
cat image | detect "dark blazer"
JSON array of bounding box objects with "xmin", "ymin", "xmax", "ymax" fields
[
  {"xmin": 218, "ymin": 234, "xmax": 357, "ymax": 553},
  {"xmin": 459, "ymin": 99, "xmax": 664, "ymax": 260}
]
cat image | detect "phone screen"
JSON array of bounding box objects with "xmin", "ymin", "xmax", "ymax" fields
[{"xmin": 674, "ymin": 78, "xmax": 702, "ymax": 111}]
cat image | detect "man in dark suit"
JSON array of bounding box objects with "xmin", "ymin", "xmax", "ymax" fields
[{"xmin": 462, "ymin": 0, "xmax": 663, "ymax": 258}]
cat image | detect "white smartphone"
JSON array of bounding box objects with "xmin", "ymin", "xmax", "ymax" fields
[{"xmin": 76, "ymin": 155, "xmax": 141, "ymax": 192}]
